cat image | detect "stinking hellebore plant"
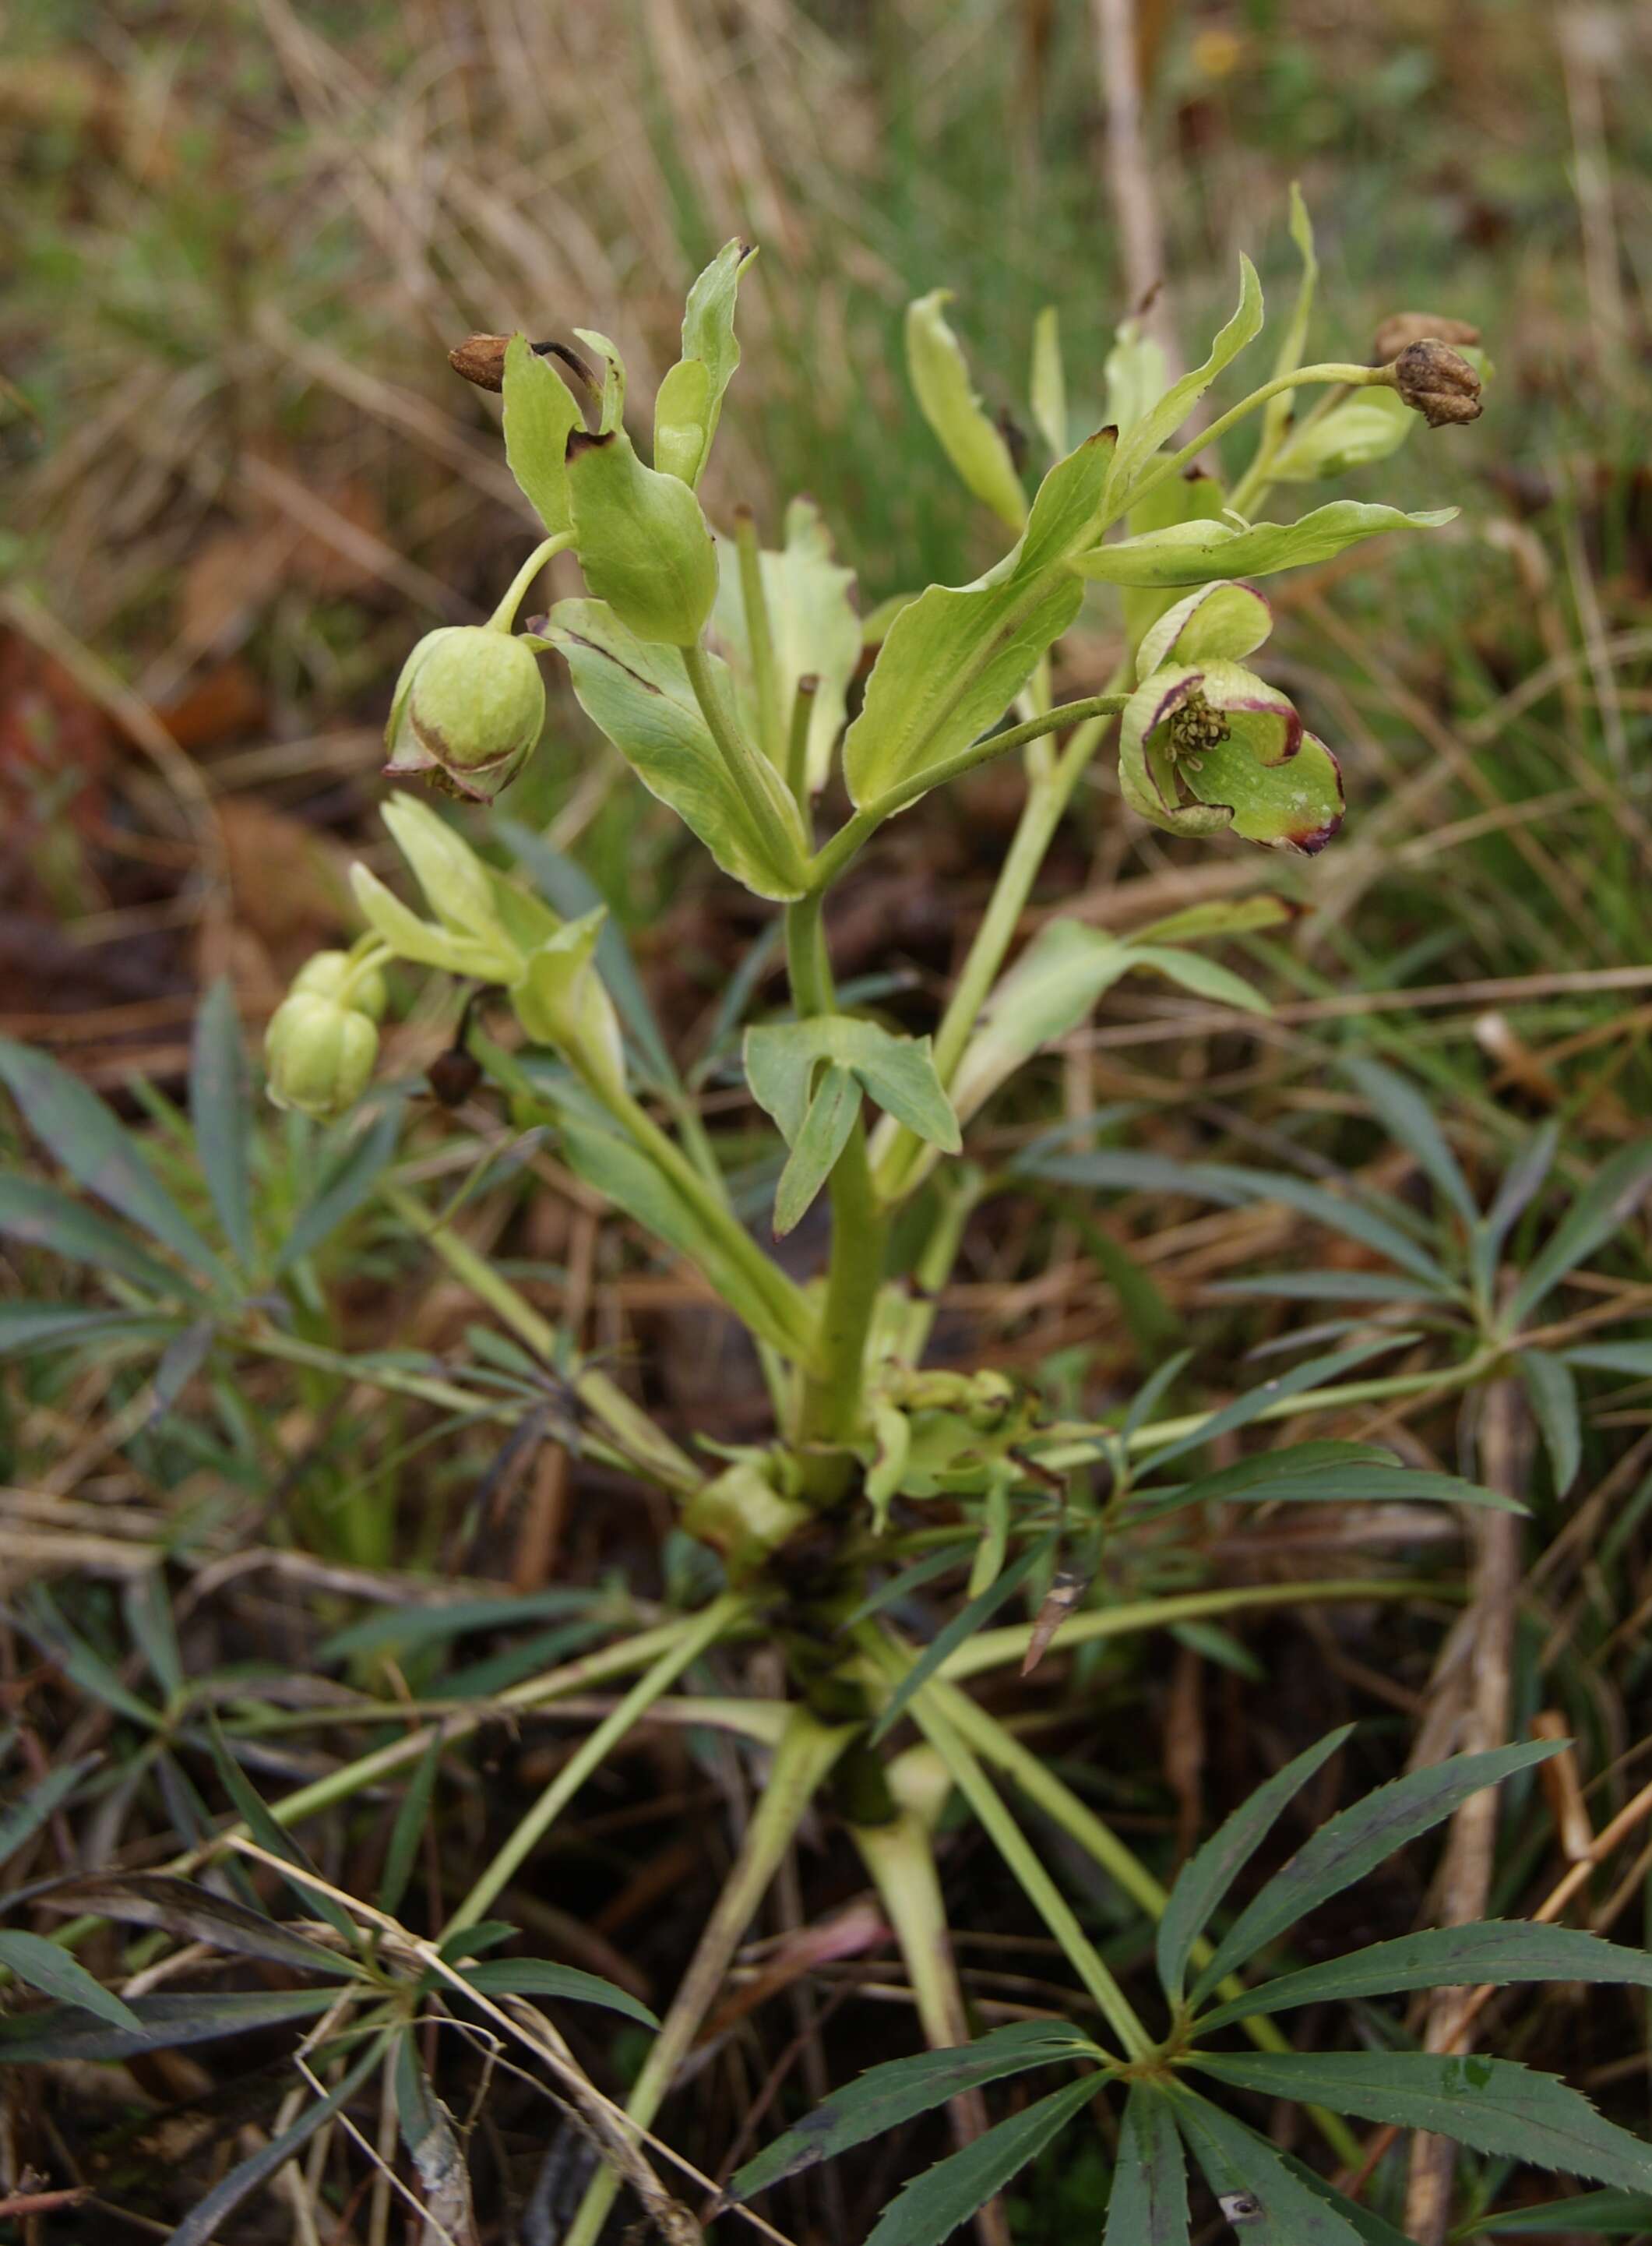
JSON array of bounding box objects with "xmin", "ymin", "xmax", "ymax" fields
[{"xmin": 238, "ymin": 207, "xmax": 1650, "ymax": 2246}]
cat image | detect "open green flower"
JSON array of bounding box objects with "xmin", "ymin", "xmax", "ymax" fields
[
  {"xmin": 383, "ymin": 625, "xmax": 546, "ymax": 802},
  {"xmin": 1122, "ymin": 581, "xmax": 1344, "ymax": 854}
]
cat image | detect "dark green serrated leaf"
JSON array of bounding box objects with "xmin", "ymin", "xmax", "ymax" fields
[
  {"xmin": 1342, "ymin": 1053, "xmax": 1478, "ymax": 1229},
  {"xmin": 191, "ymin": 978, "xmax": 255, "ymax": 1270},
  {"xmin": 0, "ymin": 1984, "xmax": 341, "ymax": 2062},
  {"xmin": 1274, "ymin": 2151, "xmax": 1420, "ymax": 2246},
  {"xmin": 1104, "ymin": 2082, "xmax": 1189, "ymax": 2246},
  {"xmin": 379, "ymin": 1732, "xmax": 441, "ymax": 1918},
  {"xmin": 316, "ymin": 1588, "xmax": 602, "ymax": 1664},
  {"xmin": 35, "ymin": 1872, "xmax": 355, "ymax": 1978},
  {"xmin": 872, "ymin": 1541, "xmax": 1049, "ymax": 1744},
  {"xmin": 277, "ymin": 1099, "xmax": 405, "ymax": 1274},
  {"xmin": 1510, "ymin": 1143, "xmax": 1652, "ymax": 1325},
  {"xmin": 1140, "ymin": 1339, "xmax": 1414, "ymax": 1477},
  {"xmin": 459, "ymin": 1957, "xmax": 659, "ymax": 2028},
  {"xmin": 1157, "ymin": 1726, "xmax": 1352, "ymax": 2007},
  {"xmin": 867, "ymin": 2073, "xmax": 1100, "ymax": 2246},
  {"xmin": 164, "ymin": 2029, "xmax": 385, "ymax": 2246},
  {"xmin": 1517, "ymin": 1351, "xmax": 1582, "ymax": 1492},
  {"xmin": 209, "ymin": 1725, "xmax": 358, "ymax": 1946},
  {"xmin": 1189, "ymin": 2050, "xmax": 1652, "ymax": 2193},
  {"xmin": 1196, "ymin": 1920, "xmax": 1652, "ymax": 2033},
  {"xmin": 1189, "ymin": 1738, "xmax": 1563, "ymax": 2004},
  {"xmin": 1567, "ymin": 1344, "xmax": 1652, "ymax": 1380},
  {"xmin": 1467, "ymin": 2190, "xmax": 1652, "ymax": 2235},
  {"xmin": 1171, "ymin": 2090, "xmax": 1367, "ymax": 2245},
  {"xmin": 0, "ymin": 1303, "xmax": 177, "ymax": 1359},
  {"xmin": 0, "ymin": 1038, "xmax": 228, "ymax": 1286},
  {"xmin": 0, "ymin": 1929, "xmax": 141, "ymax": 2033},
  {"xmin": 0, "ymin": 1754, "xmax": 97, "ymax": 1865},
  {"xmin": 727, "ymin": 2019, "xmax": 1101, "ymax": 2202},
  {"xmin": 0, "ymin": 1176, "xmax": 184, "ymax": 1297},
  {"xmin": 1473, "ymin": 1121, "xmax": 1560, "ymax": 1303}
]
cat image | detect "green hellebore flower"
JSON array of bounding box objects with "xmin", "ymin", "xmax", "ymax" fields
[
  {"xmin": 383, "ymin": 625, "xmax": 546, "ymax": 802},
  {"xmin": 1120, "ymin": 657, "xmax": 1344, "ymax": 855},
  {"xmin": 264, "ymin": 991, "xmax": 379, "ymax": 1121},
  {"xmin": 291, "ymin": 950, "xmax": 388, "ymax": 1021}
]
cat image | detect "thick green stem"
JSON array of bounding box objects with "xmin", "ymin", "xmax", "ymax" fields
[
  {"xmin": 447, "ymin": 1591, "xmax": 745, "ymax": 1930},
  {"xmin": 562, "ymin": 1707, "xmax": 852, "ymax": 2246},
  {"xmin": 784, "ymin": 891, "xmax": 889, "ymax": 1468},
  {"xmin": 682, "ymin": 638, "xmax": 808, "ymax": 894},
  {"xmin": 873, "ymin": 703, "xmax": 1117, "ymax": 1204}
]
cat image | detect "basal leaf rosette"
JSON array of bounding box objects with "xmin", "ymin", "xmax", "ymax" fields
[{"xmin": 1122, "ymin": 581, "xmax": 1343, "ymax": 855}]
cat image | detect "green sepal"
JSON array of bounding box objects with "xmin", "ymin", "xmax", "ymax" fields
[{"xmin": 565, "ymin": 425, "xmax": 718, "ymax": 647}]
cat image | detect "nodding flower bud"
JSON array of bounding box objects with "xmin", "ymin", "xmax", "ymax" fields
[
  {"xmin": 1387, "ymin": 339, "xmax": 1485, "ymax": 428},
  {"xmin": 265, "ymin": 990, "xmax": 379, "ymax": 1121},
  {"xmin": 383, "ymin": 626, "xmax": 546, "ymax": 802},
  {"xmin": 1372, "ymin": 312, "xmax": 1480, "ymax": 365},
  {"xmin": 291, "ymin": 950, "xmax": 388, "ymax": 1021}
]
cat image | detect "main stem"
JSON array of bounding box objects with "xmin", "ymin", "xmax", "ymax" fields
[{"xmin": 786, "ymin": 890, "xmax": 889, "ymax": 1477}]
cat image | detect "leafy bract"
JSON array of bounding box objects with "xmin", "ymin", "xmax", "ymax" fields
[
  {"xmin": 654, "ymin": 238, "xmax": 756, "ymax": 487},
  {"xmin": 906, "ymin": 289, "xmax": 1027, "ymax": 528},
  {"xmin": 551, "ymin": 598, "xmax": 809, "ymax": 899},
  {"xmin": 712, "ymin": 496, "xmax": 861, "ymax": 792},
  {"xmin": 773, "ymin": 1063, "xmax": 860, "ymax": 1235},
  {"xmin": 1104, "ymin": 257, "xmax": 1264, "ymax": 512},
  {"xmin": 1075, "ymin": 502, "xmax": 1453, "ymax": 589},
  {"xmin": 503, "ymin": 334, "xmax": 582, "ymax": 535},
  {"xmin": 745, "ymin": 1017, "xmax": 960, "ymax": 1153},
  {"xmin": 842, "ymin": 566, "xmax": 1083, "ymax": 810}
]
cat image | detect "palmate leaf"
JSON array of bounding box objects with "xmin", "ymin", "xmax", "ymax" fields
[
  {"xmin": 0, "ymin": 1928, "xmax": 141, "ymax": 2033},
  {"xmin": 1138, "ymin": 1337, "xmax": 1420, "ymax": 1477},
  {"xmin": 727, "ymin": 2019, "xmax": 1101, "ymax": 2202},
  {"xmin": 1188, "ymin": 1737, "xmax": 1563, "ymax": 2004},
  {"xmin": 1104, "ymin": 2083, "xmax": 1189, "ymax": 2246},
  {"xmin": 1195, "ymin": 1920, "xmax": 1652, "ymax": 2033},
  {"xmin": 865, "ymin": 2074, "xmax": 1100, "ymax": 2246},
  {"xmin": 1136, "ymin": 1440, "xmax": 1524, "ymax": 1521},
  {"xmin": 1189, "ymin": 2051, "xmax": 1652, "ymax": 2194},
  {"xmin": 1171, "ymin": 2089, "xmax": 1368, "ymax": 2245},
  {"xmin": 1275, "ymin": 2151, "xmax": 1419, "ymax": 2246},
  {"xmin": 1156, "ymin": 1726, "xmax": 1351, "ymax": 2007}
]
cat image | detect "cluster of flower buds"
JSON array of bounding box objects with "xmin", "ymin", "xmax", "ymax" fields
[{"xmin": 264, "ymin": 950, "xmax": 387, "ymax": 1120}]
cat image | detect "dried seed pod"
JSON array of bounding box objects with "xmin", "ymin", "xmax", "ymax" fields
[
  {"xmin": 448, "ymin": 334, "xmax": 512, "ymax": 392},
  {"xmin": 1372, "ymin": 311, "xmax": 1481, "ymax": 364},
  {"xmin": 1391, "ymin": 338, "xmax": 1484, "ymax": 428}
]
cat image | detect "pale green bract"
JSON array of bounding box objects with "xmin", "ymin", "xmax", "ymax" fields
[
  {"xmin": 1076, "ymin": 499, "xmax": 1455, "ymax": 587},
  {"xmin": 712, "ymin": 497, "xmax": 861, "ymax": 794},
  {"xmin": 905, "ymin": 288, "xmax": 1028, "ymax": 529},
  {"xmin": 654, "ymin": 238, "xmax": 756, "ymax": 487}
]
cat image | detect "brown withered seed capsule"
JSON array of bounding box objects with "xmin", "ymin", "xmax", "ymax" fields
[
  {"xmin": 448, "ymin": 334, "xmax": 512, "ymax": 392},
  {"xmin": 1372, "ymin": 312, "xmax": 1481, "ymax": 364},
  {"xmin": 1391, "ymin": 339, "xmax": 1484, "ymax": 428},
  {"xmin": 428, "ymin": 1044, "xmax": 484, "ymax": 1107}
]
